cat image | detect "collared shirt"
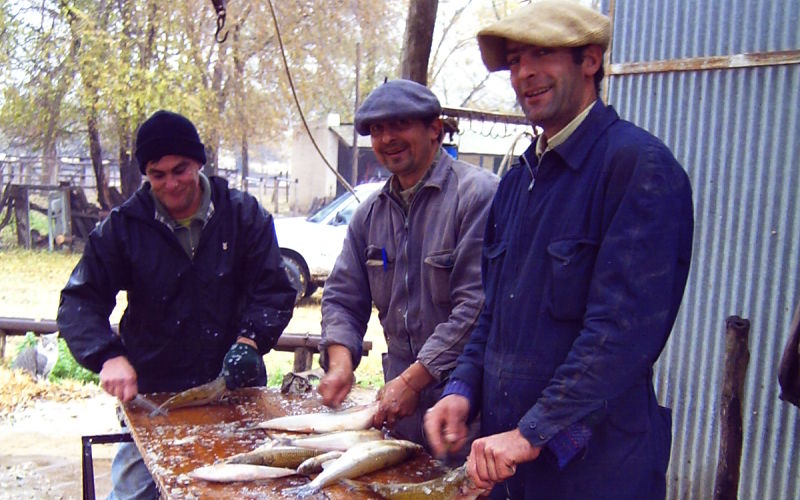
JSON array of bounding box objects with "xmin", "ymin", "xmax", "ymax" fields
[
  {"xmin": 389, "ymin": 151, "xmax": 441, "ymax": 212},
  {"xmin": 320, "ymin": 149, "xmax": 498, "ymax": 382},
  {"xmin": 445, "ymin": 102, "xmax": 693, "ymax": 479},
  {"xmin": 535, "ymin": 100, "xmax": 597, "ymax": 159},
  {"xmin": 151, "ymin": 173, "xmax": 214, "ymax": 258}
]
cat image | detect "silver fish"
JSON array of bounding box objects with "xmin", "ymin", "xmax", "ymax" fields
[
  {"xmin": 341, "ymin": 464, "xmax": 491, "ymax": 499},
  {"xmin": 157, "ymin": 376, "xmax": 227, "ymax": 413},
  {"xmin": 255, "ymin": 402, "xmax": 378, "ymax": 433},
  {"xmin": 224, "ymin": 444, "xmax": 324, "ymax": 468},
  {"xmin": 284, "ymin": 439, "xmax": 423, "ymax": 497},
  {"xmin": 296, "ymin": 450, "xmax": 343, "ymax": 475},
  {"xmin": 188, "ymin": 463, "xmax": 296, "ymax": 483},
  {"xmin": 282, "ymin": 429, "xmax": 384, "ymax": 451}
]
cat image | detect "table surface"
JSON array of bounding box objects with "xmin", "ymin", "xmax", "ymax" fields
[{"xmin": 121, "ymin": 388, "xmax": 448, "ymax": 499}]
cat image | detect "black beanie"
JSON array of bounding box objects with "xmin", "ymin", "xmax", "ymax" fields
[{"xmin": 135, "ymin": 110, "xmax": 207, "ymax": 174}]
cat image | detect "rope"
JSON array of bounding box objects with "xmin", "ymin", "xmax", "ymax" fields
[{"xmin": 266, "ymin": 0, "xmax": 358, "ymax": 199}]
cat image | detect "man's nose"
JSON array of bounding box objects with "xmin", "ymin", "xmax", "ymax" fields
[{"xmin": 518, "ymin": 55, "xmax": 537, "ymax": 79}]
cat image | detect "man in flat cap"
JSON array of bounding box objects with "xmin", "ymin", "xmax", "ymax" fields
[
  {"xmin": 425, "ymin": 1, "xmax": 694, "ymax": 497},
  {"xmin": 58, "ymin": 110, "xmax": 296, "ymax": 498},
  {"xmin": 318, "ymin": 79, "xmax": 498, "ymax": 454}
]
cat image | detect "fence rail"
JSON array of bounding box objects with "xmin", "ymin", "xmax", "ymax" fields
[{"xmin": 0, "ymin": 316, "xmax": 369, "ymax": 372}]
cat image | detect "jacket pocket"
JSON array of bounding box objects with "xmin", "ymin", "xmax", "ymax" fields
[
  {"xmin": 423, "ymin": 250, "xmax": 454, "ymax": 305},
  {"xmin": 546, "ymin": 238, "xmax": 599, "ymax": 321},
  {"xmin": 482, "ymin": 241, "xmax": 507, "ymax": 298},
  {"xmin": 365, "ymin": 245, "xmax": 392, "ymax": 309}
]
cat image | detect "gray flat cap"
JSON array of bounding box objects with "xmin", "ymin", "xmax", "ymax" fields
[
  {"xmin": 354, "ymin": 79, "xmax": 442, "ymax": 136},
  {"xmin": 478, "ymin": 0, "xmax": 610, "ymax": 72}
]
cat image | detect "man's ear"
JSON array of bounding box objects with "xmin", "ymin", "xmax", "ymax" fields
[
  {"xmin": 581, "ymin": 45, "xmax": 604, "ymax": 78},
  {"xmin": 430, "ymin": 118, "xmax": 443, "ymax": 141}
]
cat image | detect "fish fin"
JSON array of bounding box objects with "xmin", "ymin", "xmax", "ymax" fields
[
  {"xmin": 339, "ymin": 478, "xmax": 370, "ymax": 492},
  {"xmin": 281, "ymin": 483, "xmax": 318, "ymax": 498}
]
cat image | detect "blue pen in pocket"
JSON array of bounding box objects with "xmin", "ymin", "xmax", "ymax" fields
[{"xmin": 381, "ymin": 247, "xmax": 388, "ymax": 271}]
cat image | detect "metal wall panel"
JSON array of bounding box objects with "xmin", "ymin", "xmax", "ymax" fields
[
  {"xmin": 601, "ymin": 0, "xmax": 800, "ymax": 498},
  {"xmin": 611, "ymin": 0, "xmax": 799, "ymax": 62}
]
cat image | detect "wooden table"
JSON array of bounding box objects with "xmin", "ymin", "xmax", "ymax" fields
[{"xmin": 121, "ymin": 388, "xmax": 447, "ymax": 499}]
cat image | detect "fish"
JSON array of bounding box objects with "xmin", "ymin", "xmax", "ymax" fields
[
  {"xmin": 224, "ymin": 444, "xmax": 324, "ymax": 468},
  {"xmin": 188, "ymin": 463, "xmax": 297, "ymax": 483},
  {"xmin": 296, "ymin": 450, "xmax": 343, "ymax": 475},
  {"xmin": 341, "ymin": 464, "xmax": 491, "ymax": 499},
  {"xmin": 283, "ymin": 439, "xmax": 423, "ymax": 497},
  {"xmin": 156, "ymin": 376, "xmax": 227, "ymax": 413},
  {"xmin": 255, "ymin": 402, "xmax": 378, "ymax": 433},
  {"xmin": 279, "ymin": 429, "xmax": 384, "ymax": 451}
]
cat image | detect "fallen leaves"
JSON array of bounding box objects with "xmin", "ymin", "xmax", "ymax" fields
[{"xmin": 0, "ymin": 366, "xmax": 101, "ymax": 417}]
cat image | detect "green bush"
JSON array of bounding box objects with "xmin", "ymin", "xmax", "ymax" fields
[{"xmin": 50, "ymin": 338, "xmax": 99, "ymax": 384}]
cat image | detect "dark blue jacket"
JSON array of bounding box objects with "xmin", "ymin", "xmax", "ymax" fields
[
  {"xmin": 450, "ymin": 103, "xmax": 693, "ymax": 498},
  {"xmin": 57, "ymin": 177, "xmax": 295, "ymax": 393}
]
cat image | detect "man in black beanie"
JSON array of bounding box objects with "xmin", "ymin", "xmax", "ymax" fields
[{"xmin": 57, "ymin": 110, "xmax": 296, "ymax": 499}]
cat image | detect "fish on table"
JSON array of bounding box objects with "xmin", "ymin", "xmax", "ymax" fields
[
  {"xmin": 254, "ymin": 402, "xmax": 378, "ymax": 433},
  {"xmin": 224, "ymin": 444, "xmax": 324, "ymax": 468},
  {"xmin": 296, "ymin": 450, "xmax": 343, "ymax": 476},
  {"xmin": 188, "ymin": 463, "xmax": 297, "ymax": 483},
  {"xmin": 284, "ymin": 439, "xmax": 423, "ymax": 497},
  {"xmin": 341, "ymin": 464, "xmax": 491, "ymax": 499},
  {"xmin": 277, "ymin": 429, "xmax": 384, "ymax": 451},
  {"xmin": 156, "ymin": 376, "xmax": 227, "ymax": 413}
]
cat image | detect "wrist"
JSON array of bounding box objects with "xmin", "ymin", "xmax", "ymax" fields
[
  {"xmin": 399, "ymin": 372, "xmax": 422, "ymax": 393},
  {"xmin": 236, "ymin": 336, "xmax": 258, "ymax": 350}
]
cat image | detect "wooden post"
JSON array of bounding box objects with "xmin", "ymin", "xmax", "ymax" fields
[
  {"xmin": 10, "ymin": 185, "xmax": 31, "ymax": 248},
  {"xmin": 293, "ymin": 347, "xmax": 313, "ymax": 373},
  {"xmin": 272, "ymin": 177, "xmax": 279, "ymax": 215},
  {"xmin": 713, "ymin": 316, "xmax": 750, "ymax": 500}
]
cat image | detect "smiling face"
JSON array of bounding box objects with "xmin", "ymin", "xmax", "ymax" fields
[
  {"xmin": 506, "ymin": 41, "xmax": 602, "ymax": 138},
  {"xmin": 146, "ymin": 155, "xmax": 203, "ymax": 219},
  {"xmin": 369, "ymin": 118, "xmax": 442, "ymax": 189}
]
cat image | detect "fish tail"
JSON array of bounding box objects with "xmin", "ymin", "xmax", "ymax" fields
[{"xmin": 281, "ymin": 484, "xmax": 318, "ymax": 498}]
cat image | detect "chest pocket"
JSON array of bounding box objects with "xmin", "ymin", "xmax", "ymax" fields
[
  {"xmin": 482, "ymin": 241, "xmax": 507, "ymax": 300},
  {"xmin": 546, "ymin": 238, "xmax": 599, "ymax": 321},
  {"xmin": 423, "ymin": 250, "xmax": 454, "ymax": 305},
  {"xmin": 365, "ymin": 245, "xmax": 393, "ymax": 309}
]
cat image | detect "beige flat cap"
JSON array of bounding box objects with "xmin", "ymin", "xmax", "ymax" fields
[{"xmin": 477, "ymin": 0, "xmax": 611, "ymax": 71}]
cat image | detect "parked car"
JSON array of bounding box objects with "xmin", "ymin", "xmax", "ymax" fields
[{"xmin": 274, "ymin": 181, "xmax": 384, "ymax": 300}]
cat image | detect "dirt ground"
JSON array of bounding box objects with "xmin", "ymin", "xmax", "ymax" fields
[{"xmin": 0, "ymin": 381, "xmax": 118, "ymax": 499}]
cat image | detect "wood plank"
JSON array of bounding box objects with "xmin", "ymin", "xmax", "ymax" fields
[{"xmin": 121, "ymin": 388, "xmax": 445, "ymax": 499}]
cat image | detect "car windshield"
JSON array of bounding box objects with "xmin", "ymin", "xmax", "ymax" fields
[{"xmin": 306, "ymin": 191, "xmax": 354, "ymax": 223}]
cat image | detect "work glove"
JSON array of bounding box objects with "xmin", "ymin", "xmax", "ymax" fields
[{"xmin": 221, "ymin": 342, "xmax": 267, "ymax": 389}]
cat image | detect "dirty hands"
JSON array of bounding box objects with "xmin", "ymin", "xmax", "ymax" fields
[
  {"xmin": 466, "ymin": 428, "xmax": 541, "ymax": 490},
  {"xmin": 423, "ymin": 394, "xmax": 471, "ymax": 459},
  {"xmin": 221, "ymin": 338, "xmax": 265, "ymax": 390},
  {"xmin": 100, "ymin": 355, "xmax": 138, "ymax": 402},
  {"xmin": 319, "ymin": 344, "xmax": 355, "ymax": 407},
  {"xmin": 374, "ymin": 362, "xmax": 432, "ymax": 429}
]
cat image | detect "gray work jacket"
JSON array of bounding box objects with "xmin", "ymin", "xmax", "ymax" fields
[{"xmin": 320, "ymin": 151, "xmax": 498, "ymax": 381}]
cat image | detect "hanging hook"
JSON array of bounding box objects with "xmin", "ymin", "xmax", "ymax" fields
[{"xmin": 211, "ymin": 0, "xmax": 228, "ymax": 43}]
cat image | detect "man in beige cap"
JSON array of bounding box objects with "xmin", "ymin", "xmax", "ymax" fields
[{"xmin": 424, "ymin": 1, "xmax": 694, "ymax": 498}]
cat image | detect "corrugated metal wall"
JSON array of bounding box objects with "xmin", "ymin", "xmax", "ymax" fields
[{"xmin": 601, "ymin": 0, "xmax": 800, "ymax": 498}]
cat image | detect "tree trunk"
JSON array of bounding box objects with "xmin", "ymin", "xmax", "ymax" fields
[
  {"xmin": 241, "ymin": 133, "xmax": 249, "ymax": 192},
  {"xmin": 87, "ymin": 107, "xmax": 111, "ymax": 210},
  {"xmin": 400, "ymin": 0, "xmax": 438, "ymax": 85},
  {"xmin": 120, "ymin": 132, "xmax": 141, "ymax": 199}
]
